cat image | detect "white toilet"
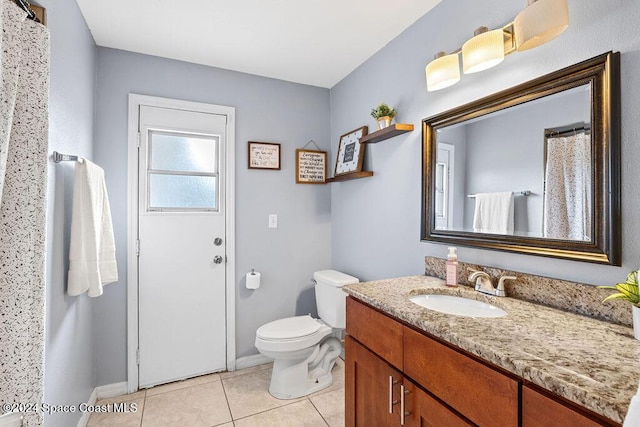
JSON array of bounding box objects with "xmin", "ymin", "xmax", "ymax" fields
[
  {"xmin": 255, "ymin": 269, "xmax": 358, "ymax": 399},
  {"xmin": 0, "ymin": 412, "xmax": 23, "ymax": 427}
]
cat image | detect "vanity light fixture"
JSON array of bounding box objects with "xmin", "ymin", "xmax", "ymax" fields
[
  {"xmin": 425, "ymin": 0, "xmax": 569, "ymax": 91},
  {"xmin": 514, "ymin": 0, "xmax": 570, "ymax": 51},
  {"xmin": 425, "ymin": 51, "xmax": 461, "ymax": 91},
  {"xmin": 462, "ymin": 27, "xmax": 505, "ymax": 74}
]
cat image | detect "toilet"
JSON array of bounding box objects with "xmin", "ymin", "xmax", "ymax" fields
[
  {"xmin": 0, "ymin": 412, "xmax": 23, "ymax": 427},
  {"xmin": 255, "ymin": 269, "xmax": 358, "ymax": 399}
]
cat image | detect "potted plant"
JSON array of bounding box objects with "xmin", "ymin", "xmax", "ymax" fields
[
  {"xmin": 599, "ymin": 270, "xmax": 640, "ymax": 340},
  {"xmin": 371, "ymin": 103, "xmax": 397, "ymax": 130}
]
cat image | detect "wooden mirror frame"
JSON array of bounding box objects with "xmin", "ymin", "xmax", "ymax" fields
[{"xmin": 421, "ymin": 52, "xmax": 621, "ymax": 265}]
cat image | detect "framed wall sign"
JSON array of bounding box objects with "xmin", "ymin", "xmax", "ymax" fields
[
  {"xmin": 248, "ymin": 141, "xmax": 281, "ymax": 170},
  {"xmin": 296, "ymin": 149, "xmax": 327, "ymax": 184},
  {"xmin": 334, "ymin": 126, "xmax": 368, "ymax": 176}
]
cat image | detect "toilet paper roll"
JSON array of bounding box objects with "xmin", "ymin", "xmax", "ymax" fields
[{"xmin": 246, "ymin": 271, "xmax": 261, "ymax": 289}]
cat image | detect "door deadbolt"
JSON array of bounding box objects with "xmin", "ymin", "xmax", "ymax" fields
[
  {"xmin": 214, "ymin": 237, "xmax": 223, "ymax": 246},
  {"xmin": 213, "ymin": 255, "xmax": 224, "ymax": 264}
]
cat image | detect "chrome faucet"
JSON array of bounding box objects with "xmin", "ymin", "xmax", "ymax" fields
[{"xmin": 468, "ymin": 270, "xmax": 516, "ymax": 297}]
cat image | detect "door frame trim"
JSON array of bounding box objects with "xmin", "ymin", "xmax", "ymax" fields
[{"xmin": 126, "ymin": 94, "xmax": 236, "ymax": 393}]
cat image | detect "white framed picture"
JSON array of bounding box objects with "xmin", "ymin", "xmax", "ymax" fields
[
  {"xmin": 334, "ymin": 126, "xmax": 368, "ymax": 176},
  {"xmin": 248, "ymin": 141, "xmax": 281, "ymax": 170}
]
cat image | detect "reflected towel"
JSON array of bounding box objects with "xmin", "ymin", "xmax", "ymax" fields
[
  {"xmin": 472, "ymin": 192, "xmax": 514, "ymax": 234},
  {"xmin": 624, "ymin": 379, "xmax": 640, "ymax": 426},
  {"xmin": 67, "ymin": 159, "xmax": 118, "ymax": 297}
]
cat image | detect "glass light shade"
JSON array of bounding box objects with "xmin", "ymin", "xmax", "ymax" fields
[
  {"xmin": 514, "ymin": 0, "xmax": 569, "ymax": 51},
  {"xmin": 462, "ymin": 29, "xmax": 505, "ymax": 74},
  {"xmin": 426, "ymin": 53, "xmax": 460, "ymax": 91}
]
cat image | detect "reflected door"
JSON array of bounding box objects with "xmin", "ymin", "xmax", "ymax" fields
[
  {"xmin": 137, "ymin": 105, "xmax": 227, "ymax": 388},
  {"xmin": 435, "ymin": 144, "xmax": 454, "ymax": 230}
]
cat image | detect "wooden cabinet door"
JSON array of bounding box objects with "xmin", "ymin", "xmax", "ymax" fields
[
  {"xmin": 346, "ymin": 297, "xmax": 404, "ymax": 370},
  {"xmin": 404, "ymin": 326, "xmax": 519, "ymax": 427},
  {"xmin": 522, "ymin": 385, "xmax": 610, "ymax": 427},
  {"xmin": 346, "ymin": 335, "xmax": 402, "ymax": 427},
  {"xmin": 403, "ymin": 378, "xmax": 472, "ymax": 427}
]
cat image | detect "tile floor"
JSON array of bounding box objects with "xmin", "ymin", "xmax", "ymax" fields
[{"xmin": 87, "ymin": 359, "xmax": 345, "ymax": 427}]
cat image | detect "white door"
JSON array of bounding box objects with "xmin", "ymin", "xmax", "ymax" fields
[
  {"xmin": 435, "ymin": 143, "xmax": 455, "ymax": 230},
  {"xmin": 137, "ymin": 105, "xmax": 227, "ymax": 388}
]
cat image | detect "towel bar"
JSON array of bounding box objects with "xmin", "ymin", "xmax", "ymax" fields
[
  {"xmin": 52, "ymin": 151, "xmax": 79, "ymax": 163},
  {"xmin": 468, "ymin": 191, "xmax": 531, "ymax": 198}
]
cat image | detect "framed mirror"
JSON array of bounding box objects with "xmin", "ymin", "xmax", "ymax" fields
[{"xmin": 422, "ymin": 52, "xmax": 621, "ymax": 265}]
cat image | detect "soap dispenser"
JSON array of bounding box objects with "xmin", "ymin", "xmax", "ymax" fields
[{"xmin": 445, "ymin": 247, "xmax": 458, "ymax": 287}]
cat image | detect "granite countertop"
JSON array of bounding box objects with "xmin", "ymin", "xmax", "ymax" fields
[{"xmin": 343, "ymin": 275, "xmax": 640, "ymax": 424}]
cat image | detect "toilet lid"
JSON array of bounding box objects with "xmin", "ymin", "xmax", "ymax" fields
[{"xmin": 256, "ymin": 315, "xmax": 322, "ymax": 340}]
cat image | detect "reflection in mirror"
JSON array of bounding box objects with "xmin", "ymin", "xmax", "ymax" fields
[
  {"xmin": 435, "ymin": 85, "xmax": 591, "ymax": 240},
  {"xmin": 422, "ymin": 52, "xmax": 621, "ymax": 265}
]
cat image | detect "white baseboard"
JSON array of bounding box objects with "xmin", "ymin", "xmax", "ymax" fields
[
  {"xmin": 95, "ymin": 382, "xmax": 128, "ymax": 400},
  {"xmin": 76, "ymin": 387, "xmax": 96, "ymax": 427},
  {"xmin": 76, "ymin": 382, "xmax": 128, "ymax": 427},
  {"xmin": 235, "ymin": 354, "xmax": 272, "ymax": 370}
]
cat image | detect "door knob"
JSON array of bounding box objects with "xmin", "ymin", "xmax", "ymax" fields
[
  {"xmin": 214, "ymin": 237, "xmax": 223, "ymax": 246},
  {"xmin": 213, "ymin": 255, "xmax": 224, "ymax": 264}
]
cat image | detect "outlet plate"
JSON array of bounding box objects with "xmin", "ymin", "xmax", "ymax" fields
[{"xmin": 269, "ymin": 214, "xmax": 278, "ymax": 228}]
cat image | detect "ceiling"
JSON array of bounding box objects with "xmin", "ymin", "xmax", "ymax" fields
[{"xmin": 75, "ymin": 0, "xmax": 442, "ymax": 88}]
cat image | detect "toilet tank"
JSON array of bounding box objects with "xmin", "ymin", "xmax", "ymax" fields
[{"xmin": 314, "ymin": 270, "xmax": 359, "ymax": 328}]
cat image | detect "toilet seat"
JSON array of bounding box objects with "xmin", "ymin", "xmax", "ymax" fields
[
  {"xmin": 255, "ymin": 315, "xmax": 331, "ymax": 352},
  {"xmin": 257, "ymin": 315, "xmax": 323, "ymax": 340}
]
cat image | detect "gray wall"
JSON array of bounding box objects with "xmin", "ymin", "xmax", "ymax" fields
[
  {"xmin": 330, "ymin": 0, "xmax": 639, "ymax": 285},
  {"xmin": 41, "ymin": 0, "xmax": 97, "ymax": 426},
  {"xmin": 93, "ymin": 48, "xmax": 332, "ymax": 384}
]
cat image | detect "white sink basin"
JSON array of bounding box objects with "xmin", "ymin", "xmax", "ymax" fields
[{"xmin": 409, "ymin": 294, "xmax": 507, "ymax": 318}]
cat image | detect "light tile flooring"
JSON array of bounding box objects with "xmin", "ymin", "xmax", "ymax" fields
[{"xmin": 87, "ymin": 360, "xmax": 345, "ymax": 427}]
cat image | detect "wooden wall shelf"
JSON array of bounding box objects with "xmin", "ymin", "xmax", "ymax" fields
[
  {"xmin": 360, "ymin": 123, "xmax": 414, "ymax": 144},
  {"xmin": 327, "ymin": 171, "xmax": 374, "ymax": 183}
]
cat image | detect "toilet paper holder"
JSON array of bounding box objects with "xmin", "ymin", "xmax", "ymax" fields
[{"xmin": 246, "ymin": 269, "xmax": 261, "ymax": 289}]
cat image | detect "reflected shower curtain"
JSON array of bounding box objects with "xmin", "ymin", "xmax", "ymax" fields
[
  {"xmin": 0, "ymin": 1, "xmax": 50, "ymax": 426},
  {"xmin": 543, "ymin": 132, "xmax": 591, "ymax": 241}
]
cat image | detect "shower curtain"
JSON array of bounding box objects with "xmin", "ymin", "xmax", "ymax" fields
[
  {"xmin": 0, "ymin": 1, "xmax": 50, "ymax": 426},
  {"xmin": 543, "ymin": 131, "xmax": 592, "ymax": 241}
]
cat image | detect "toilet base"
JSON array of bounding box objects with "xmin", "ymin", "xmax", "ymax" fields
[{"xmin": 268, "ymin": 337, "xmax": 342, "ymax": 400}]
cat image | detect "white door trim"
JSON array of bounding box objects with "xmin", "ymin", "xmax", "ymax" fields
[{"xmin": 126, "ymin": 94, "xmax": 236, "ymax": 393}]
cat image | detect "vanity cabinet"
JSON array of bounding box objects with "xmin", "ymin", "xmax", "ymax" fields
[
  {"xmin": 346, "ymin": 297, "xmax": 473, "ymax": 426},
  {"xmin": 346, "ymin": 297, "xmax": 618, "ymax": 427}
]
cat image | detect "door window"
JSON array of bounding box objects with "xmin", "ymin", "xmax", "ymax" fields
[{"xmin": 147, "ymin": 131, "xmax": 219, "ymax": 212}]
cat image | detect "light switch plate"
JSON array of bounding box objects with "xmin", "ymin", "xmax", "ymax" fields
[{"xmin": 269, "ymin": 214, "xmax": 278, "ymax": 228}]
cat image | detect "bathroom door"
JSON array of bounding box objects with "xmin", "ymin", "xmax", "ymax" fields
[{"xmin": 137, "ymin": 104, "xmax": 228, "ymax": 388}]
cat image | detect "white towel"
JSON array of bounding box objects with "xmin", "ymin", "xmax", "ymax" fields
[
  {"xmin": 67, "ymin": 159, "xmax": 118, "ymax": 297},
  {"xmin": 624, "ymin": 379, "xmax": 640, "ymax": 426},
  {"xmin": 472, "ymin": 192, "xmax": 514, "ymax": 234}
]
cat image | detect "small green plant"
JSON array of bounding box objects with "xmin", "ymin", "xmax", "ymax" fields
[
  {"xmin": 370, "ymin": 103, "xmax": 397, "ymax": 119},
  {"xmin": 598, "ymin": 270, "xmax": 640, "ymax": 305}
]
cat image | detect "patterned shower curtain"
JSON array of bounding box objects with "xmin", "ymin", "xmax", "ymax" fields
[
  {"xmin": 0, "ymin": 1, "xmax": 50, "ymax": 426},
  {"xmin": 543, "ymin": 131, "xmax": 592, "ymax": 241}
]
